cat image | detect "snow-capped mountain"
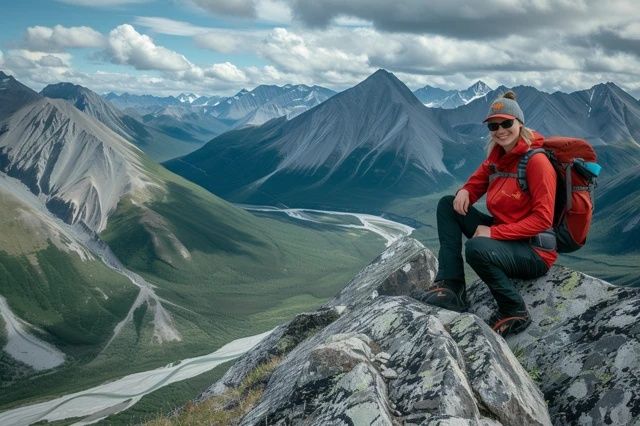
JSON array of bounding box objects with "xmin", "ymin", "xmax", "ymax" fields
[
  {"xmin": 1, "ymin": 82, "xmax": 150, "ymax": 232},
  {"xmin": 209, "ymin": 84, "xmax": 336, "ymax": 125},
  {"xmin": 414, "ymin": 81, "xmax": 492, "ymax": 109},
  {"xmin": 236, "ymin": 85, "xmax": 336, "ymax": 127},
  {"xmin": 177, "ymin": 93, "xmax": 199, "ymax": 104},
  {"xmin": 165, "ymin": 69, "xmax": 462, "ymax": 208}
]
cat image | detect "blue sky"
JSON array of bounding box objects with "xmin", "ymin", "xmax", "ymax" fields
[{"xmin": 1, "ymin": 0, "xmax": 639, "ymax": 97}]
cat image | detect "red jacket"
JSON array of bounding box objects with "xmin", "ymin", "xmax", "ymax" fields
[{"xmin": 461, "ymin": 132, "xmax": 558, "ymax": 268}]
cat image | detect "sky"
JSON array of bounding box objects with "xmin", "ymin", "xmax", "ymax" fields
[{"xmin": 1, "ymin": 0, "xmax": 639, "ymax": 97}]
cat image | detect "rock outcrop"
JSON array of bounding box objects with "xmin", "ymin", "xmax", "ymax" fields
[
  {"xmin": 202, "ymin": 237, "xmax": 640, "ymax": 425},
  {"xmin": 468, "ymin": 266, "xmax": 640, "ymax": 424}
]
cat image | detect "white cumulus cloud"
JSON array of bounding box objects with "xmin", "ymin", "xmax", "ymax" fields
[
  {"xmin": 106, "ymin": 24, "xmax": 192, "ymax": 71},
  {"xmin": 23, "ymin": 25, "xmax": 105, "ymax": 52},
  {"xmin": 205, "ymin": 62, "xmax": 248, "ymax": 82}
]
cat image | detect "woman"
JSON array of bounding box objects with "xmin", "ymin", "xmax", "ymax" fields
[{"xmin": 418, "ymin": 91, "xmax": 557, "ymax": 337}]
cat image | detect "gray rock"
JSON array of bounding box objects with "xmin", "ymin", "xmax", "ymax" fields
[
  {"xmin": 202, "ymin": 237, "xmax": 640, "ymax": 426},
  {"xmin": 326, "ymin": 237, "xmax": 438, "ymax": 309},
  {"xmin": 467, "ymin": 265, "xmax": 640, "ymax": 425},
  {"xmin": 239, "ymin": 296, "xmax": 549, "ymax": 425},
  {"xmin": 198, "ymin": 306, "xmax": 340, "ymax": 399}
]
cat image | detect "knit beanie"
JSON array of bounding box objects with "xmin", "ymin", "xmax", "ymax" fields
[{"xmin": 483, "ymin": 92, "xmax": 525, "ymax": 124}]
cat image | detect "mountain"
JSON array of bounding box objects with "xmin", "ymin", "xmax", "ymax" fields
[
  {"xmin": 42, "ymin": 83, "xmax": 228, "ymax": 161},
  {"xmin": 236, "ymin": 85, "xmax": 336, "ymax": 127},
  {"xmin": 209, "ymin": 84, "xmax": 336, "ymax": 125},
  {"xmin": 589, "ymin": 163, "xmax": 640, "ymax": 254},
  {"xmin": 42, "ymin": 82, "xmax": 141, "ymax": 142},
  {"xmin": 413, "ymin": 81, "xmax": 492, "ymax": 108},
  {"xmin": 0, "ymin": 70, "xmax": 42, "ymax": 117},
  {"xmin": 165, "ymin": 69, "xmax": 470, "ymax": 210},
  {"xmin": 3, "ymin": 85, "xmax": 148, "ymax": 232},
  {"xmin": 104, "ymin": 92, "xmax": 182, "ymax": 112},
  {"xmin": 139, "ymin": 105, "xmax": 230, "ymax": 146},
  {"xmin": 0, "ymin": 73, "xmax": 386, "ymax": 411},
  {"xmin": 176, "ymin": 93, "xmax": 199, "ymax": 104}
]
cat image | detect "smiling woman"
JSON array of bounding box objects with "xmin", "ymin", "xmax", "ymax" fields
[{"xmin": 414, "ymin": 90, "xmax": 559, "ymax": 338}]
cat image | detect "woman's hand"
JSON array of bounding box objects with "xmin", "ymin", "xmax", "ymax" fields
[
  {"xmin": 453, "ymin": 189, "xmax": 470, "ymax": 215},
  {"xmin": 473, "ymin": 225, "xmax": 491, "ymax": 238}
]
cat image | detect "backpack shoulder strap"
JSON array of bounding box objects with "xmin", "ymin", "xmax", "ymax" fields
[
  {"xmin": 488, "ymin": 163, "xmax": 518, "ymax": 183},
  {"xmin": 518, "ymin": 148, "xmax": 547, "ymax": 192}
]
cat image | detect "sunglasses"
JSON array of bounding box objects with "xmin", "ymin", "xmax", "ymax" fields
[{"xmin": 487, "ymin": 119, "xmax": 515, "ymax": 131}]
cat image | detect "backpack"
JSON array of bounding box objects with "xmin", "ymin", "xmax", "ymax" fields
[{"xmin": 517, "ymin": 137, "xmax": 600, "ymax": 253}]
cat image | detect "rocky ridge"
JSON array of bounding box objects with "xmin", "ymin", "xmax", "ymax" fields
[{"xmin": 201, "ymin": 237, "xmax": 640, "ymax": 425}]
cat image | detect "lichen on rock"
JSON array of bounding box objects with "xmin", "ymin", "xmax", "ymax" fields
[{"xmin": 199, "ymin": 237, "xmax": 640, "ymax": 426}]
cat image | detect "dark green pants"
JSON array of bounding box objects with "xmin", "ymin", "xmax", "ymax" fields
[{"xmin": 435, "ymin": 195, "xmax": 548, "ymax": 315}]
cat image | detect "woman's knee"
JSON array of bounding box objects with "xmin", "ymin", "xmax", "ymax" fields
[
  {"xmin": 465, "ymin": 237, "xmax": 493, "ymax": 264},
  {"xmin": 437, "ymin": 195, "xmax": 456, "ymax": 214}
]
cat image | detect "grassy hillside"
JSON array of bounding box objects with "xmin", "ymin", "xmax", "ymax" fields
[{"xmin": 0, "ymin": 161, "xmax": 385, "ymax": 412}]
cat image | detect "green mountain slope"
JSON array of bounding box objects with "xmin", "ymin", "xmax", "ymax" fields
[{"xmin": 0, "ymin": 158, "xmax": 385, "ymax": 409}]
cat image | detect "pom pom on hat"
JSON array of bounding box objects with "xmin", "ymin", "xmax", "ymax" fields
[{"xmin": 484, "ymin": 91, "xmax": 525, "ymax": 124}]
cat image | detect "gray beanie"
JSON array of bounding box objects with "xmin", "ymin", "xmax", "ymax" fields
[{"xmin": 483, "ymin": 96, "xmax": 525, "ymax": 124}]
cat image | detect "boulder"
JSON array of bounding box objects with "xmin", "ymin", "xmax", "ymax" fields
[
  {"xmin": 202, "ymin": 237, "xmax": 640, "ymax": 426},
  {"xmin": 468, "ymin": 266, "xmax": 640, "ymax": 425}
]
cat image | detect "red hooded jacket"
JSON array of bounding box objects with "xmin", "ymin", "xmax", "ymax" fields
[{"xmin": 461, "ymin": 132, "xmax": 558, "ymax": 268}]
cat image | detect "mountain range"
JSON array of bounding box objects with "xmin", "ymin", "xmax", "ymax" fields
[
  {"xmin": 105, "ymin": 84, "xmax": 336, "ymax": 129},
  {"xmin": 165, "ymin": 70, "xmax": 640, "ymax": 212},
  {"xmin": 165, "ymin": 70, "xmax": 472, "ymax": 210},
  {"xmin": 0, "ymin": 70, "xmax": 384, "ymax": 410},
  {"xmin": 2, "ymin": 65, "xmax": 640, "ymax": 421},
  {"xmin": 413, "ymin": 80, "xmax": 492, "ymax": 108}
]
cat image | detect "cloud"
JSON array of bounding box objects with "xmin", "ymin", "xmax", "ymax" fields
[
  {"xmin": 135, "ymin": 16, "xmax": 267, "ymax": 54},
  {"xmin": 255, "ymin": 0, "xmax": 292, "ymax": 23},
  {"xmin": 4, "ymin": 50, "xmax": 72, "ymax": 70},
  {"xmin": 286, "ymin": 0, "xmax": 637, "ymax": 40},
  {"xmin": 188, "ymin": 0, "xmax": 257, "ymax": 17},
  {"xmin": 183, "ymin": 0, "xmax": 291, "ymax": 22},
  {"xmin": 133, "ymin": 17, "xmax": 210, "ymax": 36},
  {"xmin": 105, "ymin": 24, "xmax": 192, "ymax": 71},
  {"xmin": 260, "ymin": 28, "xmax": 369, "ymax": 78},
  {"xmin": 0, "ymin": 50, "xmax": 4, "ymax": 67},
  {"xmin": 23, "ymin": 25, "xmax": 105, "ymax": 52},
  {"xmin": 55, "ymin": 0, "xmax": 150, "ymax": 6},
  {"xmin": 583, "ymin": 23, "xmax": 640, "ymax": 58}
]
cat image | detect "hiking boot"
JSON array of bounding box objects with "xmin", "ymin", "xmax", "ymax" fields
[
  {"xmin": 410, "ymin": 284, "xmax": 469, "ymax": 313},
  {"xmin": 490, "ymin": 310, "xmax": 532, "ymax": 337}
]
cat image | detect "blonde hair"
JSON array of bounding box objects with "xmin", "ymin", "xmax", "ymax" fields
[{"xmin": 486, "ymin": 91, "xmax": 532, "ymax": 156}]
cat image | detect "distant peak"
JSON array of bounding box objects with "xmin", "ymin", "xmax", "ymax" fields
[
  {"xmin": 361, "ymin": 69, "xmax": 399, "ymax": 86},
  {"xmin": 470, "ymin": 80, "xmax": 491, "ymax": 90},
  {"xmin": 41, "ymin": 82, "xmax": 94, "ymax": 98}
]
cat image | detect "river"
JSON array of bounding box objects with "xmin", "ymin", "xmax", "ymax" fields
[{"xmin": 0, "ymin": 204, "xmax": 413, "ymax": 425}]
